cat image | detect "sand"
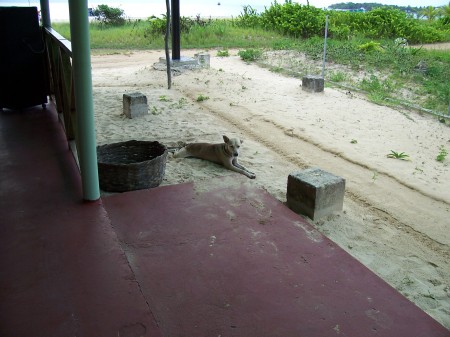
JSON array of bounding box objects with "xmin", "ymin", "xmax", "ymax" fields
[{"xmin": 91, "ymin": 49, "xmax": 450, "ymax": 329}]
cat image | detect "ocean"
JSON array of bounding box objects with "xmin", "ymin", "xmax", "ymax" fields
[{"xmin": 1, "ymin": 0, "xmax": 275, "ymax": 21}]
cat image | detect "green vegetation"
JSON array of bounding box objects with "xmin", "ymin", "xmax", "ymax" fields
[
  {"xmin": 91, "ymin": 4, "xmax": 126, "ymax": 26},
  {"xmin": 238, "ymin": 48, "xmax": 263, "ymax": 61},
  {"xmin": 51, "ymin": 2, "xmax": 450, "ymax": 113},
  {"xmin": 196, "ymin": 94, "xmax": 210, "ymax": 102},
  {"xmin": 217, "ymin": 49, "xmax": 230, "ymax": 57},
  {"xmin": 387, "ymin": 150, "xmax": 411, "ymax": 160},
  {"xmin": 436, "ymin": 146, "xmax": 448, "ymax": 162}
]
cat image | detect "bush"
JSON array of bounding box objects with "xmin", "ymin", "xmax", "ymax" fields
[
  {"xmin": 237, "ymin": 5, "xmax": 262, "ymax": 28},
  {"xmin": 358, "ymin": 41, "xmax": 383, "ymax": 52},
  {"xmin": 326, "ymin": 7, "xmax": 446, "ymax": 43},
  {"xmin": 144, "ymin": 15, "xmax": 213, "ymax": 36},
  {"xmin": 92, "ymin": 4, "xmax": 126, "ymax": 26},
  {"xmin": 238, "ymin": 48, "xmax": 262, "ymax": 61},
  {"xmin": 261, "ymin": 1, "xmax": 326, "ymax": 38},
  {"xmin": 405, "ymin": 23, "xmax": 445, "ymax": 44}
]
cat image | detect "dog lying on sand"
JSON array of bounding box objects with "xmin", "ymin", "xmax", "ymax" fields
[{"xmin": 173, "ymin": 135, "xmax": 256, "ymax": 179}]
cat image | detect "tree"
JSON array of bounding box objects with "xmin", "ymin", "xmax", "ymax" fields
[
  {"xmin": 438, "ymin": 2, "xmax": 450, "ymax": 24},
  {"xmin": 92, "ymin": 4, "xmax": 126, "ymax": 26},
  {"xmin": 419, "ymin": 6, "xmax": 440, "ymax": 21}
]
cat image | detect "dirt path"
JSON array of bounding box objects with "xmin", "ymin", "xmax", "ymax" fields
[
  {"xmin": 418, "ymin": 42, "xmax": 450, "ymax": 50},
  {"xmin": 91, "ymin": 50, "xmax": 450, "ymax": 329}
]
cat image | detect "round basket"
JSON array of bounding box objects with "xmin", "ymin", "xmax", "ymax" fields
[{"xmin": 97, "ymin": 140, "xmax": 167, "ymax": 192}]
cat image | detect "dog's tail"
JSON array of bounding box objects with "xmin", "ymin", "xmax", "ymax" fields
[
  {"xmin": 166, "ymin": 141, "xmax": 187, "ymax": 155},
  {"xmin": 166, "ymin": 147, "xmax": 181, "ymax": 154}
]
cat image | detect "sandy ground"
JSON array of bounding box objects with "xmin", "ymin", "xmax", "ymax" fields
[{"xmin": 91, "ymin": 49, "xmax": 450, "ymax": 329}]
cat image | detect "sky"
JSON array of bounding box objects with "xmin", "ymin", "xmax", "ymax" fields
[{"xmin": 2, "ymin": 0, "xmax": 448, "ymax": 20}]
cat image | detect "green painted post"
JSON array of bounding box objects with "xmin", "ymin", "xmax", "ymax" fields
[
  {"xmin": 68, "ymin": 0, "xmax": 100, "ymax": 201},
  {"xmin": 39, "ymin": 0, "xmax": 51, "ymax": 27}
]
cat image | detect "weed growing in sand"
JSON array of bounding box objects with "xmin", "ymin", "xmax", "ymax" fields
[
  {"xmin": 238, "ymin": 49, "xmax": 262, "ymax": 62},
  {"xmin": 360, "ymin": 74, "xmax": 395, "ymax": 105},
  {"xmin": 151, "ymin": 106, "xmax": 159, "ymax": 115},
  {"xmin": 436, "ymin": 146, "xmax": 448, "ymax": 162},
  {"xmin": 387, "ymin": 150, "xmax": 410, "ymax": 161},
  {"xmin": 401, "ymin": 276, "xmax": 414, "ymax": 287},
  {"xmin": 159, "ymin": 95, "xmax": 171, "ymax": 102},
  {"xmin": 269, "ymin": 66, "xmax": 284, "ymax": 73},
  {"xmin": 329, "ymin": 71, "xmax": 347, "ymax": 83},
  {"xmin": 170, "ymin": 98, "xmax": 188, "ymax": 109},
  {"xmin": 414, "ymin": 166, "xmax": 424, "ymax": 175},
  {"xmin": 350, "ymin": 139, "xmax": 358, "ymax": 144},
  {"xmin": 217, "ymin": 49, "xmax": 230, "ymax": 57},
  {"xmin": 196, "ymin": 94, "xmax": 210, "ymax": 102},
  {"xmin": 371, "ymin": 171, "xmax": 378, "ymax": 182}
]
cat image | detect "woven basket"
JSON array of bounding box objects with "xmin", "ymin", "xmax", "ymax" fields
[{"xmin": 97, "ymin": 140, "xmax": 167, "ymax": 192}]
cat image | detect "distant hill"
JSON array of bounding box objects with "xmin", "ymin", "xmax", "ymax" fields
[{"xmin": 327, "ymin": 2, "xmax": 437, "ymax": 15}]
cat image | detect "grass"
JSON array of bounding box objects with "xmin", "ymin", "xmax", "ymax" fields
[
  {"xmin": 238, "ymin": 49, "xmax": 263, "ymax": 61},
  {"xmin": 436, "ymin": 146, "xmax": 448, "ymax": 162},
  {"xmin": 196, "ymin": 94, "xmax": 210, "ymax": 102},
  {"xmin": 53, "ymin": 19, "xmax": 285, "ymax": 50},
  {"xmin": 329, "ymin": 71, "xmax": 348, "ymax": 82},
  {"xmin": 295, "ymin": 36, "xmax": 450, "ymax": 112},
  {"xmin": 359, "ymin": 74, "xmax": 395, "ymax": 105},
  {"xmin": 387, "ymin": 150, "xmax": 410, "ymax": 160},
  {"xmin": 217, "ymin": 49, "xmax": 230, "ymax": 57},
  {"xmin": 51, "ymin": 19, "xmax": 450, "ymax": 113}
]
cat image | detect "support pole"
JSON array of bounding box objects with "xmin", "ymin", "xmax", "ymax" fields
[
  {"xmin": 165, "ymin": 0, "xmax": 172, "ymax": 89},
  {"xmin": 39, "ymin": 0, "xmax": 51, "ymax": 27},
  {"xmin": 321, "ymin": 15, "xmax": 329, "ymax": 78},
  {"xmin": 171, "ymin": 0, "xmax": 180, "ymax": 60},
  {"xmin": 68, "ymin": 0, "xmax": 100, "ymax": 201}
]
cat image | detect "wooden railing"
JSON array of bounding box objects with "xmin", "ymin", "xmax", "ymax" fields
[{"xmin": 43, "ymin": 27, "xmax": 79, "ymax": 165}]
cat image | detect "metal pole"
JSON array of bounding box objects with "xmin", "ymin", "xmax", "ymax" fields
[
  {"xmin": 68, "ymin": 0, "xmax": 100, "ymax": 201},
  {"xmin": 321, "ymin": 15, "xmax": 329, "ymax": 78},
  {"xmin": 165, "ymin": 0, "xmax": 172, "ymax": 89},
  {"xmin": 171, "ymin": 0, "xmax": 180, "ymax": 60},
  {"xmin": 39, "ymin": 0, "xmax": 51, "ymax": 27}
]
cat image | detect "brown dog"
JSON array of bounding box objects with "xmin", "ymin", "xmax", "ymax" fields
[{"xmin": 173, "ymin": 135, "xmax": 256, "ymax": 179}]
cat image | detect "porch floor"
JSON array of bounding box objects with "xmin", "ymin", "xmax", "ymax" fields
[{"xmin": 1, "ymin": 104, "xmax": 448, "ymax": 337}]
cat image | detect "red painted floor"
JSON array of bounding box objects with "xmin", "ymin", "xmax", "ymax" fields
[{"xmin": 1, "ymin": 104, "xmax": 449, "ymax": 337}]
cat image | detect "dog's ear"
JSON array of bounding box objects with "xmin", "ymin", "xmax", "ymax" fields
[{"xmin": 223, "ymin": 135, "xmax": 230, "ymax": 143}]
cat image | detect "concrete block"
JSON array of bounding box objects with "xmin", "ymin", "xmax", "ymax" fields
[
  {"xmin": 123, "ymin": 92, "xmax": 148, "ymax": 119},
  {"xmin": 158, "ymin": 56, "xmax": 198, "ymax": 66},
  {"xmin": 195, "ymin": 52, "xmax": 210, "ymax": 68},
  {"xmin": 287, "ymin": 168, "xmax": 345, "ymax": 220},
  {"xmin": 302, "ymin": 75, "xmax": 324, "ymax": 93}
]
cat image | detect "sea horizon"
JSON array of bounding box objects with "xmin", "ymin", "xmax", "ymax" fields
[{"xmin": 1, "ymin": 1, "xmax": 273, "ymax": 21}]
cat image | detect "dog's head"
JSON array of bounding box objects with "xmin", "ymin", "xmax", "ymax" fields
[{"xmin": 223, "ymin": 135, "xmax": 243, "ymax": 157}]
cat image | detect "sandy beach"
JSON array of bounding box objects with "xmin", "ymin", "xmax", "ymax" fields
[{"xmin": 91, "ymin": 49, "xmax": 450, "ymax": 329}]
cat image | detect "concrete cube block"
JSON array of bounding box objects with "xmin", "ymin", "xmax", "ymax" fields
[
  {"xmin": 287, "ymin": 168, "xmax": 345, "ymax": 220},
  {"xmin": 195, "ymin": 52, "xmax": 210, "ymax": 68},
  {"xmin": 123, "ymin": 92, "xmax": 148, "ymax": 119},
  {"xmin": 302, "ymin": 75, "xmax": 324, "ymax": 93}
]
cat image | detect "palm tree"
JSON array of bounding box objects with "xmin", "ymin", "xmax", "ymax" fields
[
  {"xmin": 419, "ymin": 5, "xmax": 440, "ymax": 21},
  {"xmin": 439, "ymin": 2, "xmax": 450, "ymax": 17},
  {"xmin": 438, "ymin": 2, "xmax": 450, "ymax": 25}
]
